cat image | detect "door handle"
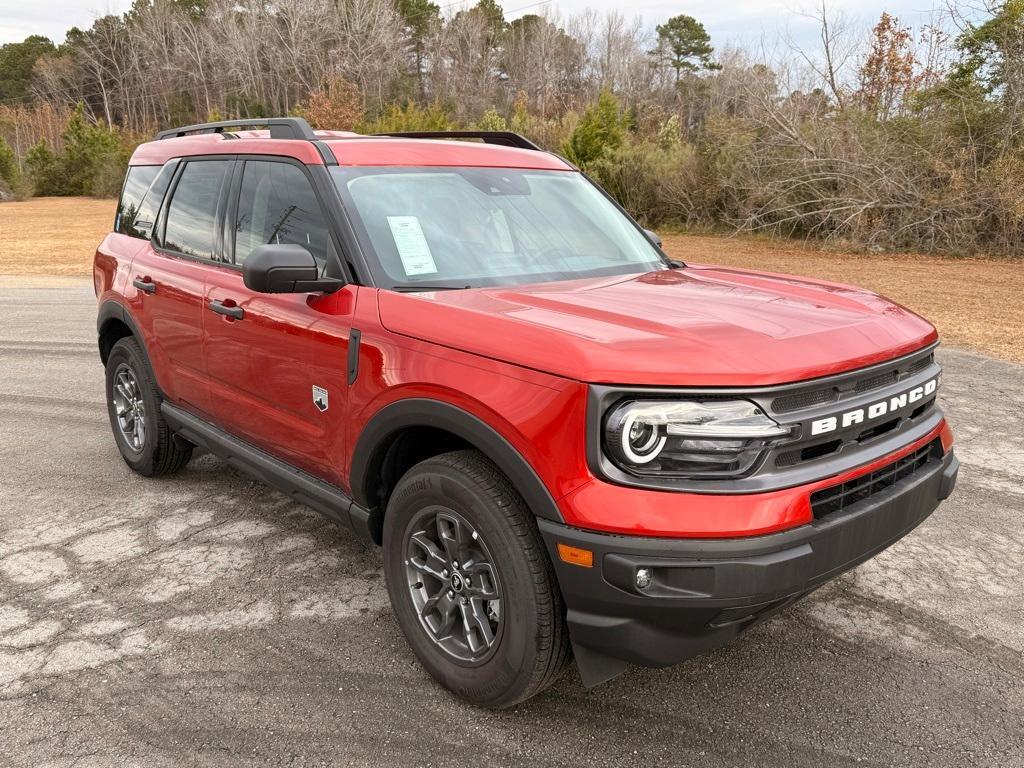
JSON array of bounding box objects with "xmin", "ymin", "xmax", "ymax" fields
[
  {"xmin": 133, "ymin": 277, "xmax": 156, "ymax": 294},
  {"xmin": 208, "ymin": 300, "xmax": 244, "ymax": 320}
]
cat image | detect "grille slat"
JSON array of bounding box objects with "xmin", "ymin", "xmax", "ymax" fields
[
  {"xmin": 771, "ymin": 351, "xmax": 934, "ymax": 415},
  {"xmin": 855, "ymin": 371, "xmax": 898, "ymax": 392},
  {"xmin": 773, "ymin": 387, "xmax": 838, "ymax": 414},
  {"xmin": 905, "ymin": 355, "xmax": 933, "ymax": 376},
  {"xmin": 810, "ymin": 441, "xmax": 937, "ymax": 518}
]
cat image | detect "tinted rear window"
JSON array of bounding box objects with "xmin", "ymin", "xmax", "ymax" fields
[
  {"xmin": 116, "ymin": 166, "xmax": 159, "ymax": 236},
  {"xmin": 121, "ymin": 161, "xmax": 177, "ymax": 240},
  {"xmin": 162, "ymin": 160, "xmax": 231, "ymax": 260}
]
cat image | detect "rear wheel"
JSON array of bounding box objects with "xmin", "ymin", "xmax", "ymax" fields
[
  {"xmin": 105, "ymin": 337, "xmax": 192, "ymax": 477},
  {"xmin": 382, "ymin": 449, "xmax": 571, "ymax": 708}
]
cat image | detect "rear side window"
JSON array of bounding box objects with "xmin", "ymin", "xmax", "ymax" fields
[
  {"xmin": 233, "ymin": 160, "xmax": 329, "ymax": 268},
  {"xmin": 162, "ymin": 160, "xmax": 231, "ymax": 260},
  {"xmin": 122, "ymin": 161, "xmax": 176, "ymax": 240},
  {"xmin": 116, "ymin": 166, "xmax": 159, "ymax": 236}
]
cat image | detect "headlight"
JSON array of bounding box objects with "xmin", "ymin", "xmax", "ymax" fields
[{"xmin": 603, "ymin": 399, "xmax": 793, "ymax": 478}]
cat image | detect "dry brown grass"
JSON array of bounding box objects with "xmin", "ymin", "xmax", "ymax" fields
[
  {"xmin": 1, "ymin": 198, "xmax": 1020, "ymax": 362},
  {"xmin": 0, "ymin": 197, "xmax": 116, "ymax": 277}
]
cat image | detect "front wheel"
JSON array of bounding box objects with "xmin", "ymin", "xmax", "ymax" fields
[{"xmin": 382, "ymin": 450, "xmax": 571, "ymax": 708}]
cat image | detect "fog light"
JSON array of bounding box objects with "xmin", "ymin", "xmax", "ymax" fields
[{"xmin": 635, "ymin": 568, "xmax": 653, "ymax": 590}]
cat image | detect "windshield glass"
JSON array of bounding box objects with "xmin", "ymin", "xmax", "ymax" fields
[{"xmin": 331, "ymin": 166, "xmax": 667, "ymax": 289}]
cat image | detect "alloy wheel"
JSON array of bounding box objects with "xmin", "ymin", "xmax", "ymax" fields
[
  {"xmin": 404, "ymin": 506, "xmax": 503, "ymax": 664},
  {"xmin": 111, "ymin": 363, "xmax": 146, "ymax": 453}
]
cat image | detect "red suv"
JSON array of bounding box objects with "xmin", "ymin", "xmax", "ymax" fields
[{"xmin": 95, "ymin": 117, "xmax": 958, "ymax": 707}]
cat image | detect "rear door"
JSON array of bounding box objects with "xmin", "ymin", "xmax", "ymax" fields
[
  {"xmin": 127, "ymin": 158, "xmax": 233, "ymax": 415},
  {"xmin": 202, "ymin": 156, "xmax": 354, "ymax": 483}
]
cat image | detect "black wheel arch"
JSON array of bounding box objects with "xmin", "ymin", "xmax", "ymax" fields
[
  {"xmin": 349, "ymin": 399, "xmax": 566, "ymax": 529},
  {"xmin": 97, "ymin": 300, "xmax": 153, "ymax": 372}
]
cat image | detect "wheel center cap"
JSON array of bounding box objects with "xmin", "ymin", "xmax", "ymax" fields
[{"xmin": 450, "ymin": 572, "xmax": 465, "ymax": 593}]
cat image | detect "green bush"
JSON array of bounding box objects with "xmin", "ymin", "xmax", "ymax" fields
[
  {"xmin": 357, "ymin": 101, "xmax": 455, "ymax": 134},
  {"xmin": 22, "ymin": 104, "xmax": 130, "ymax": 197},
  {"xmin": 475, "ymin": 107, "xmax": 508, "ymax": 131},
  {"xmin": 0, "ymin": 136, "xmax": 18, "ymax": 186},
  {"xmin": 91, "ymin": 146, "xmax": 131, "ymax": 197},
  {"xmin": 25, "ymin": 138, "xmax": 63, "ymax": 196},
  {"xmin": 60, "ymin": 104, "xmax": 122, "ymax": 195},
  {"xmin": 590, "ymin": 138, "xmax": 705, "ymax": 227},
  {"xmin": 561, "ymin": 90, "xmax": 629, "ymax": 168}
]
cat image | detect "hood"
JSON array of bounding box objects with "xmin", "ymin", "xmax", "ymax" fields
[{"xmin": 376, "ymin": 265, "xmax": 938, "ymax": 386}]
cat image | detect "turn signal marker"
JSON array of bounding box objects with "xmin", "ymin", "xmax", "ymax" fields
[{"xmin": 557, "ymin": 543, "xmax": 594, "ymax": 568}]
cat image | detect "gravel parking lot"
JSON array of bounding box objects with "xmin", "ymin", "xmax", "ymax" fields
[{"xmin": 1, "ymin": 275, "xmax": 1022, "ymax": 767}]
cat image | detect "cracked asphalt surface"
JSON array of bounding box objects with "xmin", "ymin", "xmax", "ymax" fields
[{"xmin": 1, "ymin": 275, "xmax": 1022, "ymax": 767}]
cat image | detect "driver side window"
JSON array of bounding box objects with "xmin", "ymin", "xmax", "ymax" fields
[{"xmin": 233, "ymin": 160, "xmax": 330, "ymax": 270}]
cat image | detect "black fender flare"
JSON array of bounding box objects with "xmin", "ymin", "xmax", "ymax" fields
[
  {"xmin": 96, "ymin": 300, "xmax": 154, "ymax": 374},
  {"xmin": 349, "ymin": 398, "xmax": 565, "ymax": 524}
]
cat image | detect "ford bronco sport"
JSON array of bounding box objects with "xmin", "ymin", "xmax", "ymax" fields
[{"xmin": 95, "ymin": 117, "xmax": 958, "ymax": 708}]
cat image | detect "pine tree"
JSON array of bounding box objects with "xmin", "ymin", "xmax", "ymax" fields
[{"xmin": 652, "ymin": 15, "xmax": 717, "ymax": 86}]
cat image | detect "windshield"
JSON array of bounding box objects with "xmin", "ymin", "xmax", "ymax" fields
[{"xmin": 331, "ymin": 166, "xmax": 668, "ymax": 289}]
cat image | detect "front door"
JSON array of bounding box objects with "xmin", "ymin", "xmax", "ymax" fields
[{"xmin": 202, "ymin": 157, "xmax": 354, "ymax": 483}]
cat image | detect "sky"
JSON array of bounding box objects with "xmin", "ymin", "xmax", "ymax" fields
[{"xmin": 0, "ymin": 0, "xmax": 952, "ymax": 48}]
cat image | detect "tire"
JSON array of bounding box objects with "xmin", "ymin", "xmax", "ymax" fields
[
  {"xmin": 105, "ymin": 336, "xmax": 192, "ymax": 477},
  {"xmin": 382, "ymin": 449, "xmax": 571, "ymax": 708}
]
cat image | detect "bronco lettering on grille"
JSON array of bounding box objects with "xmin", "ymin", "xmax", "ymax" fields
[{"xmin": 810, "ymin": 378, "xmax": 938, "ymax": 436}]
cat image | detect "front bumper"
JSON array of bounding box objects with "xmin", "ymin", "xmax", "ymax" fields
[{"xmin": 539, "ymin": 448, "xmax": 958, "ymax": 686}]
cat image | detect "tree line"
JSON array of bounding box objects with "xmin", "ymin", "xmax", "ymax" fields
[{"xmin": 0, "ymin": 0, "xmax": 1022, "ymax": 255}]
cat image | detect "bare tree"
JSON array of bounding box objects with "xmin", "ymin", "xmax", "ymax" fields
[{"xmin": 787, "ymin": 2, "xmax": 861, "ymax": 109}]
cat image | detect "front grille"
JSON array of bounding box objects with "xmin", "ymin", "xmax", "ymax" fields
[
  {"xmin": 775, "ymin": 439, "xmax": 841, "ymax": 468},
  {"xmin": 810, "ymin": 440, "xmax": 939, "ymax": 518},
  {"xmin": 855, "ymin": 370, "xmax": 898, "ymax": 392},
  {"xmin": 773, "ymin": 387, "xmax": 838, "ymax": 413},
  {"xmin": 771, "ymin": 352, "xmax": 935, "ymax": 414},
  {"xmin": 906, "ymin": 354, "xmax": 934, "ymax": 376}
]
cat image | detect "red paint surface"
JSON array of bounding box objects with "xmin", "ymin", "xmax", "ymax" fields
[{"xmin": 378, "ymin": 265, "xmax": 938, "ymax": 386}]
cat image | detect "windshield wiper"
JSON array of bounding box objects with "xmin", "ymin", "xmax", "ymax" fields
[{"xmin": 392, "ymin": 284, "xmax": 473, "ymax": 292}]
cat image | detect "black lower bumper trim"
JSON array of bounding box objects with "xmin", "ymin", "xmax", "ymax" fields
[{"xmin": 540, "ymin": 450, "xmax": 958, "ymax": 684}]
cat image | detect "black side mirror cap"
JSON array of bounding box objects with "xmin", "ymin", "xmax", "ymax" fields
[
  {"xmin": 242, "ymin": 244, "xmax": 344, "ymax": 294},
  {"xmin": 643, "ymin": 229, "xmax": 662, "ymax": 248}
]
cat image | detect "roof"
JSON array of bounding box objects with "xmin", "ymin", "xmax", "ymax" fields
[{"xmin": 129, "ymin": 130, "xmax": 573, "ymax": 171}]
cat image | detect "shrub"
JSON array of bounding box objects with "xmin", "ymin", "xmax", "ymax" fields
[
  {"xmin": 0, "ymin": 136, "xmax": 18, "ymax": 186},
  {"xmin": 590, "ymin": 139, "xmax": 705, "ymax": 227},
  {"xmin": 91, "ymin": 146, "xmax": 131, "ymax": 198},
  {"xmin": 296, "ymin": 78, "xmax": 363, "ymax": 130},
  {"xmin": 357, "ymin": 101, "xmax": 455, "ymax": 134},
  {"xmin": 561, "ymin": 90, "xmax": 629, "ymax": 168},
  {"xmin": 20, "ymin": 105, "xmax": 131, "ymax": 198},
  {"xmin": 476, "ymin": 107, "xmax": 508, "ymax": 131},
  {"xmin": 60, "ymin": 104, "xmax": 121, "ymax": 195},
  {"xmin": 25, "ymin": 138, "xmax": 62, "ymax": 196}
]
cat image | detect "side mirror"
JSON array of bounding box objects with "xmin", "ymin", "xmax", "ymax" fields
[
  {"xmin": 242, "ymin": 244, "xmax": 343, "ymax": 294},
  {"xmin": 643, "ymin": 229, "xmax": 662, "ymax": 248}
]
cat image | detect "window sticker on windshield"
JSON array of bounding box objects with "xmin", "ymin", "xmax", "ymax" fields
[
  {"xmin": 387, "ymin": 216, "xmax": 437, "ymax": 276},
  {"xmin": 488, "ymin": 209, "xmax": 515, "ymax": 253}
]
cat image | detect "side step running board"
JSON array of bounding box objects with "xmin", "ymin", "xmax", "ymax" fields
[{"xmin": 161, "ymin": 402, "xmax": 380, "ymax": 544}]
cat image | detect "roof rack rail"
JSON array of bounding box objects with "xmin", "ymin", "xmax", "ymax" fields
[
  {"xmin": 375, "ymin": 131, "xmax": 542, "ymax": 151},
  {"xmin": 156, "ymin": 117, "xmax": 317, "ymax": 141}
]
